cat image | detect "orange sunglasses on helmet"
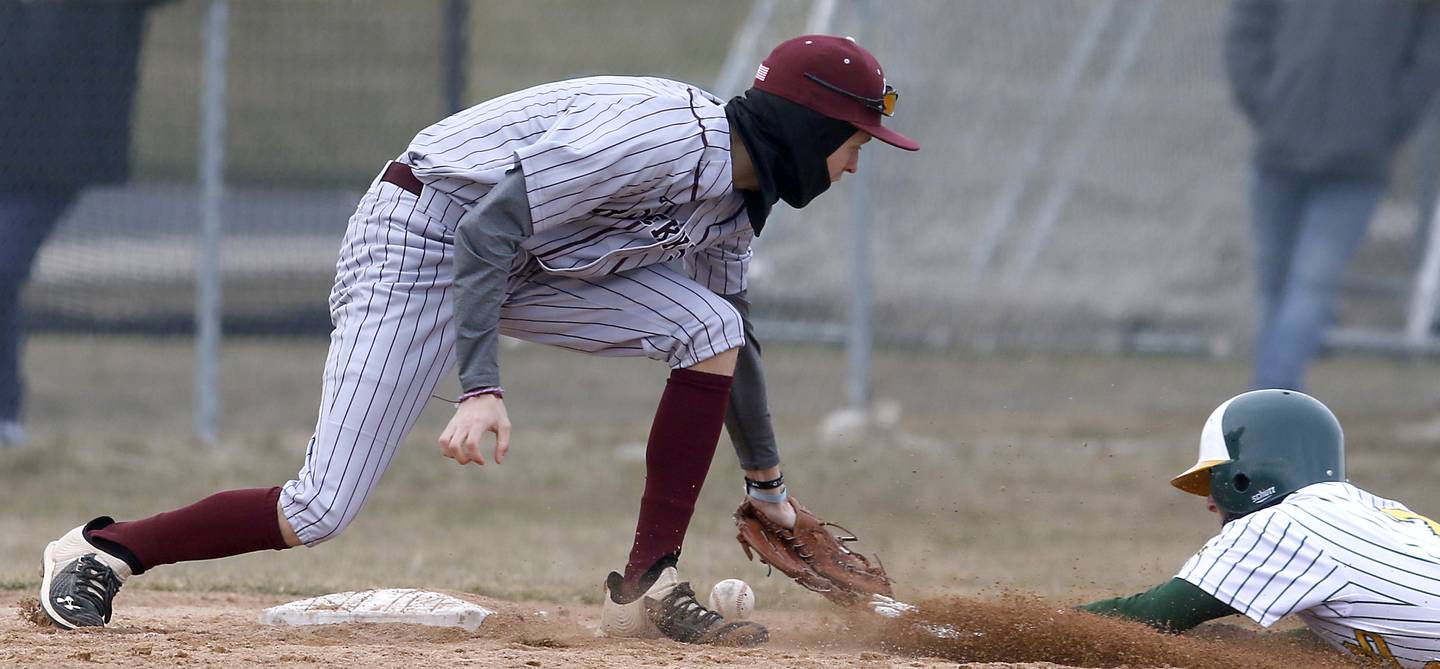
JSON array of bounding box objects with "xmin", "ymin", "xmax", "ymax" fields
[{"xmin": 803, "ymin": 72, "xmax": 898, "ymax": 117}]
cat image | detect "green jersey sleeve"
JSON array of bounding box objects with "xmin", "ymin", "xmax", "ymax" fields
[{"xmin": 1079, "ymin": 577, "xmax": 1239, "ymax": 633}]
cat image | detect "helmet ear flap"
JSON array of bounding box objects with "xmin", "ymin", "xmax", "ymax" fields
[{"xmin": 1232, "ymin": 472, "xmax": 1250, "ymax": 492}]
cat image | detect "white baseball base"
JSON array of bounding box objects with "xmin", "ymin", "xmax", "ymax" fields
[{"xmin": 259, "ymin": 589, "xmax": 493, "ymax": 632}]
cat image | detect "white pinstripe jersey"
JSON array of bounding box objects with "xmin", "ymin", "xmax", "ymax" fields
[
  {"xmin": 402, "ymin": 76, "xmax": 753, "ymax": 296},
  {"xmin": 1178, "ymin": 481, "xmax": 1440, "ymax": 668}
]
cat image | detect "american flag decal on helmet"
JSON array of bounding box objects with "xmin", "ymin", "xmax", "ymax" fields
[{"xmin": 755, "ymin": 64, "xmax": 770, "ymax": 81}]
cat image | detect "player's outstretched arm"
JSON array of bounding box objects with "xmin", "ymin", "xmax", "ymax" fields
[
  {"xmin": 1079, "ymin": 578, "xmax": 1238, "ymax": 633},
  {"xmin": 444, "ymin": 164, "xmax": 531, "ymax": 467},
  {"xmin": 722, "ymin": 291, "xmax": 780, "ymax": 472},
  {"xmin": 451, "ymin": 166, "xmax": 531, "ymax": 399},
  {"xmin": 718, "ymin": 291, "xmax": 796, "ymax": 529},
  {"xmin": 438, "ymin": 394, "xmax": 511, "ymax": 466}
]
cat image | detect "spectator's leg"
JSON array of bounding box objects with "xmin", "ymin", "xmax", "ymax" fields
[
  {"xmin": 0, "ymin": 190, "xmax": 75, "ymax": 440},
  {"xmin": 1248, "ymin": 166, "xmax": 1308, "ymax": 390},
  {"xmin": 1255, "ymin": 175, "xmax": 1385, "ymax": 391}
]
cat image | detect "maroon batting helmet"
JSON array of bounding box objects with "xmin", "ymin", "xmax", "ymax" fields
[{"xmin": 753, "ymin": 35, "xmax": 919, "ymax": 151}]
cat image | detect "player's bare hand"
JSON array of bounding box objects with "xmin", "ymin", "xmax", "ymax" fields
[{"xmin": 438, "ymin": 395, "xmax": 511, "ymax": 466}]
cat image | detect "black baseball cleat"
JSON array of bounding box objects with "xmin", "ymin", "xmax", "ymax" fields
[
  {"xmin": 40, "ymin": 519, "xmax": 133, "ymax": 629},
  {"xmin": 645, "ymin": 581, "xmax": 769, "ymax": 647}
]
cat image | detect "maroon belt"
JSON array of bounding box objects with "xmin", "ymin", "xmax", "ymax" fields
[{"xmin": 381, "ymin": 161, "xmax": 423, "ymax": 197}]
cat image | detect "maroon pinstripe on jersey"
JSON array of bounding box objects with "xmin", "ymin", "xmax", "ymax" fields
[{"xmin": 405, "ymin": 76, "xmax": 752, "ymax": 296}]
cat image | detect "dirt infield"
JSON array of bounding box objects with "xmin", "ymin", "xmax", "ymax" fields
[{"xmin": 4, "ymin": 590, "xmax": 1361, "ymax": 669}]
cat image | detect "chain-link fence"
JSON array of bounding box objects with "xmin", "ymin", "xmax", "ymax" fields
[
  {"xmin": 23, "ymin": 0, "xmax": 745, "ymax": 334},
  {"xmin": 9, "ymin": 0, "xmax": 1440, "ymax": 436}
]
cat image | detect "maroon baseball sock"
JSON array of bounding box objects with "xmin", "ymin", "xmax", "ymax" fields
[
  {"xmin": 87, "ymin": 487, "xmax": 292, "ymax": 575},
  {"xmin": 620, "ymin": 367, "xmax": 734, "ymax": 597}
]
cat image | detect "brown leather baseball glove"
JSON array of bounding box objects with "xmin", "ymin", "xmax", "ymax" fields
[{"xmin": 734, "ymin": 496, "xmax": 893, "ymax": 607}]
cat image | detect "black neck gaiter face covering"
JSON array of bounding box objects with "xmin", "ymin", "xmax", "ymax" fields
[{"xmin": 724, "ymin": 88, "xmax": 858, "ymax": 235}]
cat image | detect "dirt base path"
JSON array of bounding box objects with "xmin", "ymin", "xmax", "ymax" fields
[
  {"xmin": 3, "ymin": 590, "xmax": 1360, "ymax": 669},
  {"xmin": 1, "ymin": 589, "xmax": 982, "ymax": 669}
]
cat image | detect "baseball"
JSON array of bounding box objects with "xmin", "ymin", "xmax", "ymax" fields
[{"xmin": 708, "ymin": 579, "xmax": 755, "ymax": 620}]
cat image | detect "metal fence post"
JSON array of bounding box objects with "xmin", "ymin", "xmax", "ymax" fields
[
  {"xmin": 196, "ymin": 0, "xmax": 229, "ymax": 447},
  {"xmin": 847, "ymin": 0, "xmax": 873, "ymax": 412},
  {"xmin": 443, "ymin": 0, "xmax": 470, "ymax": 115}
]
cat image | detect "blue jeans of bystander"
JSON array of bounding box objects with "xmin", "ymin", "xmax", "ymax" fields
[
  {"xmin": 0, "ymin": 190, "xmax": 75, "ymax": 424},
  {"xmin": 1249, "ymin": 166, "xmax": 1385, "ymax": 391}
]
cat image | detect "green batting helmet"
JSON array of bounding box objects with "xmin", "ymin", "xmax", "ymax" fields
[{"xmin": 1170, "ymin": 389, "xmax": 1345, "ymax": 517}]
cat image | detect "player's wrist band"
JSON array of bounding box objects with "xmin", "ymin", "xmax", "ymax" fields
[
  {"xmin": 457, "ymin": 386, "xmax": 504, "ymax": 402},
  {"xmin": 744, "ymin": 474, "xmax": 787, "ymax": 504},
  {"xmin": 745, "ymin": 474, "xmax": 785, "ymax": 489}
]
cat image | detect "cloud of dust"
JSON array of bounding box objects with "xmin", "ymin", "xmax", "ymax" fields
[{"xmin": 857, "ymin": 594, "xmax": 1362, "ymax": 669}]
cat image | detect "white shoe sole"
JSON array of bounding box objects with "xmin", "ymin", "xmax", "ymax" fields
[
  {"xmin": 600, "ymin": 566, "xmax": 680, "ymax": 638},
  {"xmin": 601, "ymin": 585, "xmax": 660, "ymax": 638},
  {"xmin": 39, "ymin": 538, "xmax": 79, "ymax": 629}
]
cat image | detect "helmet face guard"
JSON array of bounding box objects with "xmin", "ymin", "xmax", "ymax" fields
[{"xmin": 1171, "ymin": 390, "xmax": 1345, "ymax": 518}]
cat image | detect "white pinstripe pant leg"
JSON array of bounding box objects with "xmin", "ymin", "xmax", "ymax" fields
[
  {"xmin": 499, "ymin": 264, "xmax": 746, "ymax": 368},
  {"xmin": 280, "ymin": 181, "xmax": 462, "ymax": 546}
]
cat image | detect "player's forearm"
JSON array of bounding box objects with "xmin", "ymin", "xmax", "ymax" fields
[
  {"xmin": 1079, "ymin": 578, "xmax": 1237, "ymax": 633},
  {"xmin": 719, "ymin": 291, "xmax": 780, "ymax": 471},
  {"xmin": 453, "ymin": 166, "xmax": 533, "ymax": 392}
]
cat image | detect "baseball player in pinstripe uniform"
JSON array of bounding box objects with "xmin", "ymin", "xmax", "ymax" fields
[
  {"xmin": 37, "ymin": 35, "xmax": 917, "ymax": 645},
  {"xmin": 1082, "ymin": 390, "xmax": 1440, "ymax": 668}
]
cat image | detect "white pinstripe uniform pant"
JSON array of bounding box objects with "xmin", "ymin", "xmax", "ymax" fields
[{"xmin": 280, "ymin": 173, "xmax": 746, "ymax": 546}]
